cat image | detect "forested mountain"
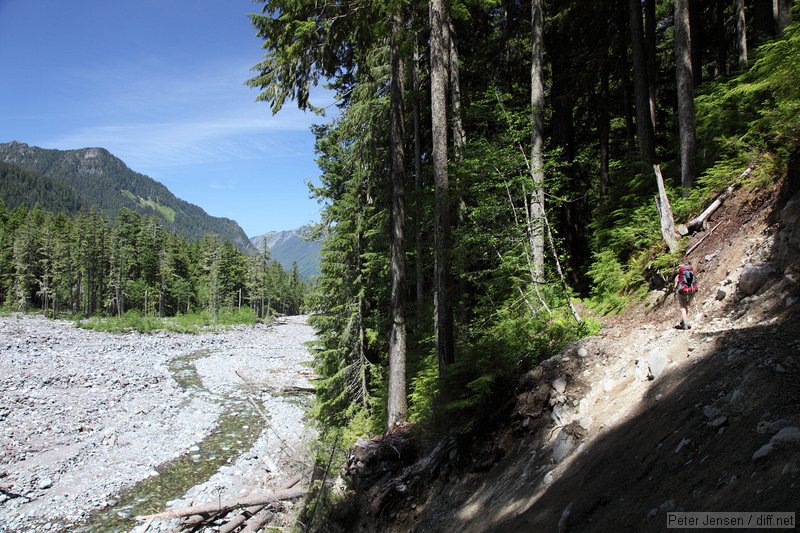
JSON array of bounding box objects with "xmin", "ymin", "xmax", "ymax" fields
[
  {"xmin": 0, "ymin": 161, "xmax": 83, "ymax": 214},
  {"xmin": 0, "ymin": 141, "xmax": 256, "ymax": 253},
  {"xmin": 249, "ymin": 226, "xmax": 321, "ymax": 279},
  {"xmin": 246, "ymin": 0, "xmax": 800, "ymax": 526}
]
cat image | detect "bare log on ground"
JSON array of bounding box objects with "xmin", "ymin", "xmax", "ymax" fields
[
  {"xmin": 279, "ymin": 385, "xmax": 316, "ymax": 394},
  {"xmin": 679, "ymin": 164, "xmax": 754, "ymax": 235},
  {"xmin": 217, "ymin": 476, "xmax": 301, "ymax": 533},
  {"xmin": 242, "ymin": 508, "xmax": 276, "ymax": 532},
  {"xmin": 218, "ymin": 504, "xmax": 266, "ymax": 533},
  {"xmin": 136, "ymin": 487, "xmax": 305, "ymax": 521}
]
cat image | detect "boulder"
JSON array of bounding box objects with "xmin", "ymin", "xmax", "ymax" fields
[
  {"xmin": 634, "ymin": 359, "xmax": 651, "ymax": 382},
  {"xmin": 739, "ymin": 265, "xmax": 775, "ymax": 295},
  {"xmin": 552, "ymin": 375, "xmax": 567, "ymax": 394},
  {"xmin": 647, "ymin": 351, "xmax": 671, "ymax": 379},
  {"xmin": 552, "ymin": 429, "xmax": 575, "ymax": 463},
  {"xmin": 781, "ymin": 192, "xmax": 800, "ymax": 228},
  {"xmin": 715, "ymin": 288, "xmax": 727, "ymax": 301}
]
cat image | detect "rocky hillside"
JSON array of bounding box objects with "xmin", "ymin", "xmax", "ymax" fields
[
  {"xmin": 328, "ymin": 181, "xmax": 800, "ymax": 531},
  {"xmin": 250, "ymin": 226, "xmax": 321, "ymax": 279},
  {"xmin": 0, "ymin": 141, "xmax": 255, "ymax": 253}
]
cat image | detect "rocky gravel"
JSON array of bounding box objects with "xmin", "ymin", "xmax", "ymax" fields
[{"xmin": 0, "ymin": 314, "xmax": 315, "ymax": 532}]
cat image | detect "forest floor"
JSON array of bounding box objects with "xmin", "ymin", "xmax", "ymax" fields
[
  {"xmin": 0, "ymin": 315, "xmax": 316, "ymax": 532},
  {"xmin": 334, "ymin": 183, "xmax": 800, "ymax": 532}
]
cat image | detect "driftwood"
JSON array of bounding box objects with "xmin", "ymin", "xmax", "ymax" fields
[
  {"xmin": 136, "ymin": 487, "xmax": 305, "ymax": 521},
  {"xmin": 242, "ymin": 508, "xmax": 276, "ymax": 532},
  {"xmin": 653, "ymin": 165, "xmax": 679, "ymax": 253},
  {"xmin": 679, "ymin": 164, "xmax": 754, "ymax": 235},
  {"xmin": 216, "ymin": 476, "xmax": 301, "ymax": 533},
  {"xmin": 217, "ymin": 504, "xmax": 266, "ymax": 533},
  {"xmin": 235, "ymin": 369, "xmax": 315, "ymax": 395},
  {"xmin": 279, "ymin": 385, "xmax": 316, "ymax": 394}
]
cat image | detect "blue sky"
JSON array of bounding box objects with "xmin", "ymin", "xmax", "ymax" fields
[{"xmin": 0, "ymin": 0, "xmax": 333, "ymax": 236}]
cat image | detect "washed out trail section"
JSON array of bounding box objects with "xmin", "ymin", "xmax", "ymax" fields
[{"xmin": 0, "ymin": 314, "xmax": 316, "ymax": 532}]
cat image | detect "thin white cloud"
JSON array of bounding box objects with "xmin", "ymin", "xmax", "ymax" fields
[{"xmin": 43, "ymin": 59, "xmax": 335, "ymax": 170}]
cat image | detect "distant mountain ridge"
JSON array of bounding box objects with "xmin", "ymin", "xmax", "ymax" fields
[
  {"xmin": 250, "ymin": 226, "xmax": 321, "ymax": 279},
  {"xmin": 0, "ymin": 141, "xmax": 255, "ymax": 253}
]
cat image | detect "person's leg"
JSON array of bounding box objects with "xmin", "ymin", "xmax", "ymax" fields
[{"xmin": 677, "ymin": 293, "xmax": 691, "ymax": 329}]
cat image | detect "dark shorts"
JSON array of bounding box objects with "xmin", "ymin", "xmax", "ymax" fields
[{"xmin": 677, "ymin": 291, "xmax": 695, "ymax": 308}]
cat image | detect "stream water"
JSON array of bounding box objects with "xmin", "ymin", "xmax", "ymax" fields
[{"xmin": 78, "ymin": 351, "xmax": 264, "ymax": 532}]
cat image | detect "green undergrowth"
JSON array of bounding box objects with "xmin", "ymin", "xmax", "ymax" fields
[
  {"xmin": 408, "ymin": 306, "xmax": 600, "ymax": 438},
  {"xmin": 587, "ymin": 17, "xmax": 800, "ymax": 315},
  {"xmin": 76, "ymin": 307, "xmax": 260, "ymax": 333}
]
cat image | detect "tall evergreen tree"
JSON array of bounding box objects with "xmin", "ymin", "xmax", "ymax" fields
[
  {"xmin": 675, "ymin": 0, "xmax": 698, "ymax": 191},
  {"xmin": 430, "ymin": 0, "xmax": 455, "ymax": 374},
  {"xmin": 387, "ymin": 1, "xmax": 408, "ymax": 428}
]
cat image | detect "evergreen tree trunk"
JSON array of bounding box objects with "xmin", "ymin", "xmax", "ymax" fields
[
  {"xmin": 714, "ymin": 0, "xmax": 728, "ymax": 77},
  {"xmin": 776, "ymin": 0, "xmax": 792, "ymax": 34},
  {"xmin": 449, "ymin": 19, "xmax": 466, "ymax": 157},
  {"xmin": 675, "ymin": 0, "xmax": 697, "ymax": 191},
  {"xmin": 618, "ymin": 1, "xmax": 636, "ymax": 149},
  {"xmin": 387, "ymin": 8, "xmax": 407, "ymax": 429},
  {"xmin": 413, "ymin": 30, "xmax": 424, "ymax": 319},
  {"xmin": 644, "ymin": 0, "xmax": 658, "ymax": 129},
  {"xmin": 689, "ymin": 0, "xmax": 703, "ymax": 85},
  {"xmin": 736, "ymin": 0, "xmax": 749, "ymax": 69},
  {"xmin": 628, "ymin": 0, "xmax": 656, "ymax": 162},
  {"xmin": 430, "ymin": 0, "xmax": 455, "ymax": 374},
  {"xmin": 753, "ymin": 0, "xmax": 776, "ymax": 37},
  {"xmin": 448, "ymin": 16, "xmax": 468, "ymax": 331},
  {"xmin": 599, "ymin": 39, "xmax": 611, "ymax": 197},
  {"xmin": 530, "ymin": 0, "xmax": 545, "ymax": 281}
]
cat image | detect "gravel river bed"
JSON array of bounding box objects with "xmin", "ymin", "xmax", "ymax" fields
[{"xmin": 0, "ymin": 314, "xmax": 316, "ymax": 532}]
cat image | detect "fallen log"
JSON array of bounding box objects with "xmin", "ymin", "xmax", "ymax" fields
[
  {"xmin": 218, "ymin": 505, "xmax": 266, "ymax": 533},
  {"xmin": 215, "ymin": 476, "xmax": 300, "ymax": 533},
  {"xmin": 679, "ymin": 164, "xmax": 754, "ymax": 235},
  {"xmin": 280, "ymin": 385, "xmax": 316, "ymax": 394},
  {"xmin": 136, "ymin": 487, "xmax": 305, "ymax": 521},
  {"xmin": 242, "ymin": 508, "xmax": 276, "ymax": 532}
]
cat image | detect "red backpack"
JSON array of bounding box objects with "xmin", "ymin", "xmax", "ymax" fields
[{"xmin": 677, "ymin": 265, "xmax": 698, "ymax": 294}]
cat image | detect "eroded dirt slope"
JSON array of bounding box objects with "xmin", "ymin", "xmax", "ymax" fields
[{"xmin": 335, "ymin": 184, "xmax": 800, "ymax": 532}]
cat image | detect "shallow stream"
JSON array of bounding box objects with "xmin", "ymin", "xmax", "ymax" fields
[{"xmin": 79, "ymin": 351, "xmax": 264, "ymax": 532}]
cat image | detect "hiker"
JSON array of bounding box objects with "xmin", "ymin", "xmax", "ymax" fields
[{"xmin": 674, "ymin": 262, "xmax": 698, "ymax": 329}]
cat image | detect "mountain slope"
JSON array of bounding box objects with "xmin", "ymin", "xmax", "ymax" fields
[
  {"xmin": 0, "ymin": 161, "xmax": 83, "ymax": 214},
  {"xmin": 250, "ymin": 226, "xmax": 321, "ymax": 279},
  {"xmin": 0, "ymin": 141, "xmax": 255, "ymax": 253},
  {"xmin": 329, "ymin": 182, "xmax": 800, "ymax": 532}
]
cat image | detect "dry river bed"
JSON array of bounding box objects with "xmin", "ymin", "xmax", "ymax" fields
[{"xmin": 0, "ymin": 314, "xmax": 316, "ymax": 532}]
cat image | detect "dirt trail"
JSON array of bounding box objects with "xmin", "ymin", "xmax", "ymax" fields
[
  {"xmin": 0, "ymin": 315, "xmax": 315, "ymax": 532},
  {"xmin": 336, "ymin": 185, "xmax": 800, "ymax": 532}
]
